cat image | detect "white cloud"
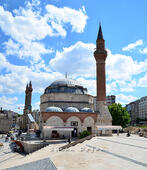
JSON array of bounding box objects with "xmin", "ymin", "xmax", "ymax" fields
[
  {"xmin": 122, "ymin": 40, "xmax": 143, "ymax": 51},
  {"xmin": 0, "ymin": 6, "xmax": 52, "ymax": 43},
  {"xmin": 45, "ymin": 5, "xmax": 88, "ymax": 33},
  {"xmin": 49, "ymin": 41, "xmax": 147, "ymax": 97},
  {"xmin": 0, "ymin": 96, "xmax": 18, "ymax": 110},
  {"xmin": 116, "ymin": 94, "xmax": 137, "ymax": 105},
  {"xmin": 140, "ymin": 47, "xmax": 147, "ymax": 54},
  {"xmin": 106, "ymin": 49, "xmax": 147, "ymax": 81},
  {"xmin": 138, "ymin": 73, "xmax": 147, "ymax": 87},
  {"xmin": 0, "ymin": 53, "xmax": 63, "ymax": 94},
  {"xmin": 4, "ymin": 39, "xmax": 53, "ymax": 63},
  {"xmin": 32, "ymin": 101, "xmax": 40, "ymax": 111},
  {"xmin": 0, "ymin": 4, "xmax": 87, "ymax": 43},
  {"xmin": 77, "ymin": 77, "xmax": 96, "ymax": 96},
  {"xmin": 0, "ymin": 4, "xmax": 87, "ymax": 63},
  {"xmin": 120, "ymin": 80, "xmax": 136, "ymax": 92},
  {"xmin": 50, "ymin": 42, "xmax": 147, "ymax": 82},
  {"xmin": 106, "ymin": 81, "xmax": 118, "ymax": 94},
  {"xmin": 50, "ymin": 41, "xmax": 95, "ymax": 78}
]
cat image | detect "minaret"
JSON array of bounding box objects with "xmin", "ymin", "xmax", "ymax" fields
[
  {"xmin": 94, "ymin": 23, "xmax": 107, "ymax": 101},
  {"xmin": 22, "ymin": 81, "xmax": 33, "ymax": 131},
  {"xmin": 28, "ymin": 81, "xmax": 33, "ymax": 111},
  {"xmin": 94, "ymin": 23, "xmax": 112, "ymax": 129},
  {"xmin": 24, "ymin": 81, "xmax": 33, "ymax": 111}
]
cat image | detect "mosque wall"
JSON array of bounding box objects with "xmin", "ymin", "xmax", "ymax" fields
[
  {"xmin": 66, "ymin": 116, "xmax": 82, "ymax": 132},
  {"xmin": 41, "ymin": 112, "xmax": 97, "ymax": 138},
  {"xmin": 82, "ymin": 116, "xmax": 95, "ymax": 133},
  {"xmin": 40, "ymin": 93, "xmax": 94, "ymax": 112}
]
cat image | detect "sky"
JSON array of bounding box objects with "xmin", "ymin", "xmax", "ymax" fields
[{"xmin": 0, "ymin": 0, "xmax": 147, "ymax": 114}]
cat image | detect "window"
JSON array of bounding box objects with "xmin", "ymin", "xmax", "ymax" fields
[{"xmin": 71, "ymin": 121, "xmax": 78, "ymax": 126}]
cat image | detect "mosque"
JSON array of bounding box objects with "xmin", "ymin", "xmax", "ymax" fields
[
  {"xmin": 40, "ymin": 78, "xmax": 97, "ymax": 138},
  {"xmin": 21, "ymin": 24, "xmax": 120, "ymax": 138}
]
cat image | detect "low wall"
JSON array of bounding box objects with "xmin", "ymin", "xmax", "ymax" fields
[
  {"xmin": 21, "ymin": 141, "xmax": 49, "ymax": 154},
  {"xmin": 59, "ymin": 134, "xmax": 96, "ymax": 151}
]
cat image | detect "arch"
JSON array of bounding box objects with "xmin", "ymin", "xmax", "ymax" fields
[
  {"xmin": 66, "ymin": 116, "xmax": 82, "ymax": 132},
  {"xmin": 83, "ymin": 116, "xmax": 95, "ymax": 133},
  {"xmin": 46, "ymin": 116, "xmax": 64, "ymax": 126}
]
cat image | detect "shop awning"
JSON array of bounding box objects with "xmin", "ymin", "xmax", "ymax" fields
[
  {"xmin": 43, "ymin": 126, "xmax": 74, "ymax": 131},
  {"xmin": 96, "ymin": 125, "xmax": 122, "ymax": 130},
  {"xmin": 28, "ymin": 114, "xmax": 35, "ymax": 122}
]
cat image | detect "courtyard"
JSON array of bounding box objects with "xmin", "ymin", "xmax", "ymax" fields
[{"xmin": 0, "ymin": 133, "xmax": 147, "ymax": 170}]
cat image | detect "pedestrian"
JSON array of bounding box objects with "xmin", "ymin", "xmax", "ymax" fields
[
  {"xmin": 68, "ymin": 138, "xmax": 71, "ymax": 144},
  {"xmin": 126, "ymin": 131, "xmax": 130, "ymax": 137},
  {"xmin": 5, "ymin": 136, "xmax": 8, "ymax": 142},
  {"xmin": 117, "ymin": 130, "xmax": 119, "ymax": 136}
]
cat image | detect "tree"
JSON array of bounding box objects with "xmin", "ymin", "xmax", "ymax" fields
[
  {"xmin": 80, "ymin": 130, "xmax": 90, "ymax": 139},
  {"xmin": 108, "ymin": 103, "xmax": 131, "ymax": 128}
]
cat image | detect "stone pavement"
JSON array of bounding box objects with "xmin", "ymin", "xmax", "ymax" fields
[
  {"xmin": 6, "ymin": 158, "xmax": 57, "ymax": 170},
  {"xmin": 0, "ymin": 136, "xmax": 25, "ymax": 169},
  {"xmin": 1, "ymin": 133, "xmax": 147, "ymax": 170}
]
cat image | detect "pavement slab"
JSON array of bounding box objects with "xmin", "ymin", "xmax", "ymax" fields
[{"xmin": 0, "ymin": 133, "xmax": 147, "ymax": 170}]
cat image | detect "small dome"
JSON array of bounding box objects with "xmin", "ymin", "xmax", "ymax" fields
[
  {"xmin": 45, "ymin": 106, "xmax": 63, "ymax": 112},
  {"xmin": 64, "ymin": 107, "xmax": 79, "ymax": 112},
  {"xmin": 81, "ymin": 107, "xmax": 94, "ymax": 112}
]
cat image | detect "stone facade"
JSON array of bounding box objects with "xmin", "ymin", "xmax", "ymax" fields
[
  {"xmin": 41, "ymin": 111, "xmax": 97, "ymax": 138},
  {"xmin": 40, "ymin": 93, "xmax": 94, "ymax": 112}
]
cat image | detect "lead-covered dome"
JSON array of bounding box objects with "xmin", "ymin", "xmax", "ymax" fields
[
  {"xmin": 45, "ymin": 106, "xmax": 63, "ymax": 112},
  {"xmin": 44, "ymin": 78, "xmax": 87, "ymax": 94},
  {"xmin": 81, "ymin": 107, "xmax": 94, "ymax": 112},
  {"xmin": 50, "ymin": 78, "xmax": 81, "ymax": 87},
  {"xmin": 64, "ymin": 107, "xmax": 79, "ymax": 112}
]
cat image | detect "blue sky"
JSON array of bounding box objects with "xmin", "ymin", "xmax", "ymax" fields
[{"xmin": 0, "ymin": 0, "xmax": 147, "ymax": 114}]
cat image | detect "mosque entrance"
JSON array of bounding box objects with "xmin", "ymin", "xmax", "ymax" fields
[
  {"xmin": 87, "ymin": 127, "xmax": 92, "ymax": 134},
  {"xmin": 72, "ymin": 128, "xmax": 77, "ymax": 137},
  {"xmin": 51, "ymin": 130, "xmax": 59, "ymax": 138}
]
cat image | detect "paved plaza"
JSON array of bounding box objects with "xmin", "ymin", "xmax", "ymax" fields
[{"xmin": 0, "ymin": 133, "xmax": 147, "ymax": 170}]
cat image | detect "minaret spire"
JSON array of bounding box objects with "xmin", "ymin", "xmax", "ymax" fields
[
  {"xmin": 96, "ymin": 23, "xmax": 105, "ymax": 51},
  {"xmin": 97, "ymin": 22, "xmax": 103, "ymax": 40}
]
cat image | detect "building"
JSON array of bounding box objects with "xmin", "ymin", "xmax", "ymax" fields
[
  {"xmin": 139, "ymin": 96, "xmax": 147, "ymax": 120},
  {"xmin": 39, "ymin": 24, "xmax": 112, "ymax": 139},
  {"xmin": 106, "ymin": 95, "xmax": 116, "ymax": 106},
  {"xmin": 40, "ymin": 78, "xmax": 97, "ymax": 138},
  {"xmin": 126, "ymin": 96, "xmax": 147, "ymax": 125},
  {"xmin": 0, "ymin": 107, "xmax": 18, "ymax": 133},
  {"xmin": 40, "ymin": 78, "xmax": 94, "ymax": 112},
  {"xmin": 126, "ymin": 100, "xmax": 140, "ymax": 125}
]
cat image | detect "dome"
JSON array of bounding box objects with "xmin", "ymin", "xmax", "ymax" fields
[
  {"xmin": 45, "ymin": 106, "xmax": 63, "ymax": 112},
  {"xmin": 50, "ymin": 78, "xmax": 81, "ymax": 87},
  {"xmin": 64, "ymin": 107, "xmax": 79, "ymax": 112},
  {"xmin": 81, "ymin": 107, "xmax": 94, "ymax": 112},
  {"xmin": 44, "ymin": 78, "xmax": 87, "ymax": 95}
]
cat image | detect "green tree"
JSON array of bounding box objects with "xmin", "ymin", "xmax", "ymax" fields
[
  {"xmin": 108, "ymin": 103, "xmax": 131, "ymax": 128},
  {"xmin": 80, "ymin": 130, "xmax": 90, "ymax": 139}
]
